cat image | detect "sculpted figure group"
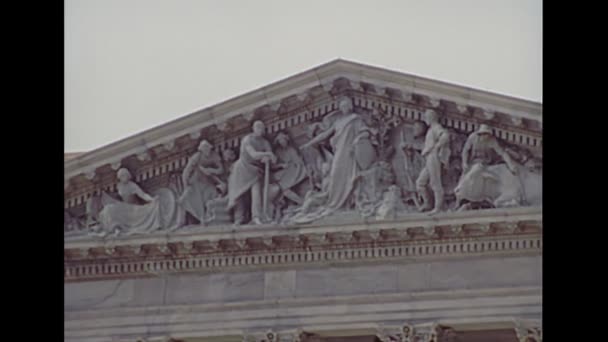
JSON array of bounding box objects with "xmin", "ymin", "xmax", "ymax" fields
[{"xmin": 73, "ymin": 96, "xmax": 541, "ymax": 236}]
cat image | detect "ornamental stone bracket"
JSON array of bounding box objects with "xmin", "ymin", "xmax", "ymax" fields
[
  {"xmin": 243, "ymin": 330, "xmax": 304, "ymax": 342},
  {"xmin": 513, "ymin": 319, "xmax": 542, "ymax": 342},
  {"xmin": 376, "ymin": 323, "xmax": 461, "ymax": 342},
  {"xmin": 376, "ymin": 319, "xmax": 538, "ymax": 342},
  {"xmin": 135, "ymin": 319, "xmax": 539, "ymax": 342}
]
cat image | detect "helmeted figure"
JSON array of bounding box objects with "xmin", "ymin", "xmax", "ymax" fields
[
  {"xmin": 454, "ymin": 123, "xmax": 523, "ymax": 210},
  {"xmin": 416, "ymin": 109, "xmax": 451, "ymax": 214}
]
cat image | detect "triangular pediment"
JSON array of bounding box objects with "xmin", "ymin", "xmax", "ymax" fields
[
  {"xmin": 65, "ymin": 59, "xmax": 541, "ymax": 179},
  {"xmin": 64, "ymin": 59, "xmax": 542, "ymax": 242}
]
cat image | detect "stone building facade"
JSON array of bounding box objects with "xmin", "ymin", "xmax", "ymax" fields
[{"xmin": 64, "ymin": 60, "xmax": 542, "ymax": 342}]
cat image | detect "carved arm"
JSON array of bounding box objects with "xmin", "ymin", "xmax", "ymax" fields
[
  {"xmin": 244, "ymin": 142, "xmax": 276, "ymax": 163},
  {"xmin": 131, "ymin": 182, "xmax": 155, "ymax": 202},
  {"xmin": 302, "ymin": 126, "xmax": 334, "ymax": 149},
  {"xmin": 199, "ymin": 157, "xmax": 225, "ymax": 176},
  {"xmin": 492, "ymin": 138, "xmax": 517, "ymax": 172},
  {"xmin": 461, "ymin": 135, "xmax": 474, "ymax": 171},
  {"xmin": 182, "ymin": 153, "xmax": 200, "ymax": 186}
]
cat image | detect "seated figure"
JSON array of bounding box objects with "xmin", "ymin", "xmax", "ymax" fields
[
  {"xmin": 97, "ymin": 168, "xmax": 177, "ymax": 236},
  {"xmin": 454, "ymin": 124, "xmax": 524, "ymax": 210}
]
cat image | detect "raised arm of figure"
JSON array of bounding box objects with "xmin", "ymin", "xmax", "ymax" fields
[
  {"xmin": 131, "ymin": 182, "xmax": 155, "ymax": 202},
  {"xmin": 461, "ymin": 135, "xmax": 474, "ymax": 171},
  {"xmin": 492, "ymin": 138, "xmax": 517, "ymax": 173},
  {"xmin": 182, "ymin": 152, "xmax": 200, "ymax": 186},
  {"xmin": 302, "ymin": 126, "xmax": 334, "ymax": 149}
]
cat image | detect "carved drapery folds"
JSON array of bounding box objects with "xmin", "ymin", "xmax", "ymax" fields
[
  {"xmin": 65, "ymin": 88, "xmax": 541, "ymax": 237},
  {"xmin": 84, "ymin": 168, "xmax": 183, "ymax": 237}
]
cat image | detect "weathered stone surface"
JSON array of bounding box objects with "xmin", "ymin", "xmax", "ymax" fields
[
  {"xmin": 65, "ymin": 254, "xmax": 541, "ymax": 311},
  {"xmin": 164, "ymin": 272, "xmax": 265, "ymax": 305},
  {"xmin": 296, "ymin": 265, "xmax": 399, "ymax": 298},
  {"xmin": 65, "ymin": 279, "xmax": 135, "ymax": 310},
  {"xmin": 427, "ymin": 256, "xmax": 542, "ymax": 290},
  {"xmin": 265, "ymin": 270, "xmax": 297, "ymax": 300}
]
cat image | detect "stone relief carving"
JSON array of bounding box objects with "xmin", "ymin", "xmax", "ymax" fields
[
  {"xmin": 392, "ymin": 120, "xmax": 426, "ymax": 209},
  {"xmin": 272, "ymin": 132, "xmax": 309, "ymax": 215},
  {"xmin": 63, "ymin": 210, "xmax": 84, "ymax": 233},
  {"xmin": 65, "ymin": 94, "xmax": 542, "ymax": 237},
  {"xmin": 375, "ymin": 184, "xmax": 405, "ymax": 220},
  {"xmin": 454, "ymin": 124, "xmax": 541, "ymax": 211},
  {"xmin": 227, "ymin": 120, "xmax": 278, "ymax": 225},
  {"xmin": 290, "ymin": 96, "xmax": 379, "ymax": 223},
  {"xmin": 416, "ymin": 109, "xmax": 451, "ymax": 215},
  {"xmin": 376, "ymin": 323, "xmax": 458, "ymax": 342},
  {"xmin": 87, "ymin": 168, "xmax": 181, "ymax": 237},
  {"xmin": 198, "ymin": 147, "xmax": 237, "ymax": 225},
  {"xmin": 513, "ymin": 319, "xmax": 541, "ymax": 342},
  {"xmin": 178, "ymin": 140, "xmax": 225, "ymax": 225}
]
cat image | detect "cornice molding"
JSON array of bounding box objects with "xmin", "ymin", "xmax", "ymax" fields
[{"xmin": 65, "ymin": 208, "xmax": 541, "ymax": 282}]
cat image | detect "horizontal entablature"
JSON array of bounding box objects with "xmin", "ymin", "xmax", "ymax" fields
[{"xmin": 65, "ymin": 207, "xmax": 541, "ymax": 282}]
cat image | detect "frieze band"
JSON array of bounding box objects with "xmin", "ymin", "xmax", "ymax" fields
[{"xmin": 64, "ymin": 216, "xmax": 541, "ymax": 282}]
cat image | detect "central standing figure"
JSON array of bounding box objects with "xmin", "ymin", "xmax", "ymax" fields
[
  {"xmin": 227, "ymin": 120, "xmax": 277, "ymax": 225},
  {"xmin": 294, "ymin": 96, "xmax": 375, "ymax": 223}
]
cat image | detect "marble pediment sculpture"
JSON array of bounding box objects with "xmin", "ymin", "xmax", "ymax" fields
[{"xmin": 64, "ymin": 59, "xmax": 542, "ymax": 238}]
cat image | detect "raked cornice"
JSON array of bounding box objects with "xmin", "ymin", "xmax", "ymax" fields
[{"xmin": 64, "ymin": 59, "xmax": 542, "ymax": 182}]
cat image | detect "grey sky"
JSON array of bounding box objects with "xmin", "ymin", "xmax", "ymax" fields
[{"xmin": 65, "ymin": 0, "xmax": 542, "ymax": 152}]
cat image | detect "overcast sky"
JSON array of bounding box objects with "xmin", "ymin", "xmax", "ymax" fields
[{"xmin": 65, "ymin": 0, "xmax": 542, "ymax": 152}]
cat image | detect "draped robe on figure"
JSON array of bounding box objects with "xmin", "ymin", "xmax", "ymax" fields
[
  {"xmin": 227, "ymin": 134, "xmax": 272, "ymax": 211},
  {"xmin": 293, "ymin": 113, "xmax": 369, "ymax": 223},
  {"xmin": 99, "ymin": 183, "xmax": 177, "ymax": 235},
  {"xmin": 179, "ymin": 151, "xmax": 223, "ymax": 223},
  {"xmin": 274, "ymin": 145, "xmax": 307, "ymax": 191}
]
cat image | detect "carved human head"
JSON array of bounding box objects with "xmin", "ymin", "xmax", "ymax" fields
[
  {"xmin": 116, "ymin": 168, "xmax": 132, "ymax": 182},
  {"xmin": 424, "ymin": 109, "xmax": 439, "ymax": 125},
  {"xmin": 413, "ymin": 121, "xmax": 427, "ymax": 137},
  {"xmin": 274, "ymin": 132, "xmax": 290, "ymax": 147},
  {"xmin": 321, "ymin": 161, "xmax": 331, "ymax": 175},
  {"xmin": 477, "ymin": 124, "xmax": 493, "ymax": 136},
  {"xmin": 338, "ymin": 96, "xmax": 354, "ymax": 114},
  {"xmin": 253, "ymin": 120, "xmax": 265, "ymax": 137},
  {"xmin": 198, "ymin": 140, "xmax": 213, "ymax": 154},
  {"xmin": 222, "ymin": 148, "xmax": 236, "ymax": 163}
]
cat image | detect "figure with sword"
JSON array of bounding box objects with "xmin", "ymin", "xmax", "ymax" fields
[{"xmin": 227, "ymin": 120, "xmax": 278, "ymax": 225}]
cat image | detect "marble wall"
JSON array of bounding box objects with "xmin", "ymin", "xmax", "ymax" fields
[{"xmin": 65, "ymin": 254, "xmax": 541, "ymax": 311}]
